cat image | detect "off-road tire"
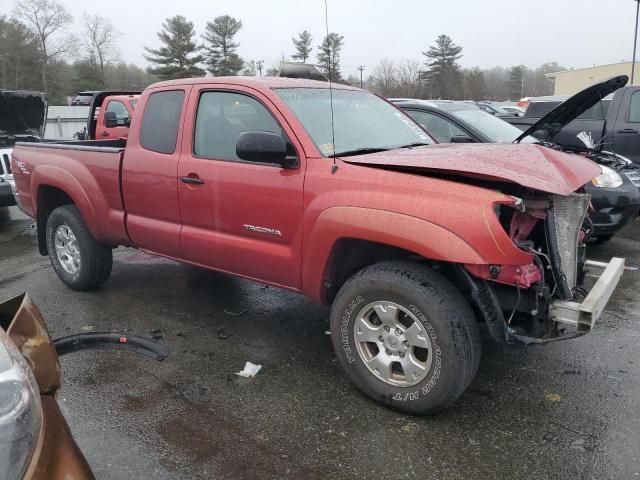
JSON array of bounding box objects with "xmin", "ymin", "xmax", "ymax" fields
[
  {"xmin": 46, "ymin": 205, "xmax": 112, "ymax": 290},
  {"xmin": 330, "ymin": 261, "xmax": 481, "ymax": 414}
]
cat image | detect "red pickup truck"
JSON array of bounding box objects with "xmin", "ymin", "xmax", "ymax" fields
[{"xmin": 11, "ymin": 77, "xmax": 625, "ymax": 414}]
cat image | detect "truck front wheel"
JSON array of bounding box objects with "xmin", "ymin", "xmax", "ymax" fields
[
  {"xmin": 46, "ymin": 205, "xmax": 113, "ymax": 291},
  {"xmin": 330, "ymin": 261, "xmax": 481, "ymax": 414}
]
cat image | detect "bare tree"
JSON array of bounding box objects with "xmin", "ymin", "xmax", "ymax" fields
[
  {"xmin": 396, "ymin": 59, "xmax": 421, "ymax": 98},
  {"xmin": 370, "ymin": 58, "xmax": 397, "ymax": 96},
  {"xmin": 83, "ymin": 13, "xmax": 119, "ymax": 88},
  {"xmin": 15, "ymin": 0, "xmax": 75, "ymax": 93}
]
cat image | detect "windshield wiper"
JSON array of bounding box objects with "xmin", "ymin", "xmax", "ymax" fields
[
  {"xmin": 397, "ymin": 142, "xmax": 430, "ymax": 149},
  {"xmin": 335, "ymin": 147, "xmax": 391, "ymax": 157}
]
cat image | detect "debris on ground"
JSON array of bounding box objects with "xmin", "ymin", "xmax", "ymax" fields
[
  {"xmin": 150, "ymin": 328, "xmax": 164, "ymax": 340},
  {"xmin": 235, "ymin": 361, "xmax": 262, "ymax": 378},
  {"xmin": 223, "ymin": 308, "xmax": 247, "ymax": 316},
  {"xmin": 80, "ymin": 324, "xmax": 95, "ymax": 331},
  {"xmin": 546, "ymin": 393, "xmax": 562, "ymax": 402},
  {"xmin": 216, "ymin": 327, "xmax": 233, "ymax": 340}
]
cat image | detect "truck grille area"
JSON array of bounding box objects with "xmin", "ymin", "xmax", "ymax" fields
[{"xmin": 546, "ymin": 193, "xmax": 590, "ymax": 299}]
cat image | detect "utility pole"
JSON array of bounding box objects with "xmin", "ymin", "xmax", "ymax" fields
[
  {"xmin": 256, "ymin": 60, "xmax": 264, "ymax": 77},
  {"xmin": 632, "ymin": 0, "xmax": 640, "ymax": 84},
  {"xmin": 357, "ymin": 65, "xmax": 366, "ymax": 88}
]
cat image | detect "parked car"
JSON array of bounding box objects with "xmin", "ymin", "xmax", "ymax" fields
[
  {"xmin": 393, "ymin": 96, "xmax": 640, "ymax": 244},
  {"xmin": 12, "ymin": 76, "xmax": 624, "ymax": 414},
  {"xmin": 0, "ymin": 90, "xmax": 47, "ymax": 207},
  {"xmin": 474, "ymin": 101, "xmax": 518, "ymax": 117},
  {"xmin": 503, "ymin": 78, "xmax": 640, "ymax": 164},
  {"xmin": 499, "ymin": 105, "xmax": 526, "ymax": 116},
  {"xmin": 0, "ymin": 292, "xmax": 168, "ymax": 479},
  {"xmin": 70, "ymin": 91, "xmax": 99, "ymax": 106}
]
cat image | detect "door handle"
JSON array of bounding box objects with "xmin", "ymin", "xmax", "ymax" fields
[
  {"xmin": 100, "ymin": 131, "xmax": 110, "ymax": 137},
  {"xmin": 617, "ymin": 128, "xmax": 639, "ymax": 134},
  {"xmin": 180, "ymin": 175, "xmax": 205, "ymax": 185}
]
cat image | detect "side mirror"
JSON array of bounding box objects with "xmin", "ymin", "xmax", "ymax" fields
[
  {"xmin": 236, "ymin": 131, "xmax": 293, "ymax": 168},
  {"xmin": 104, "ymin": 111, "xmax": 118, "ymax": 128},
  {"xmin": 451, "ymin": 134, "xmax": 476, "ymax": 144}
]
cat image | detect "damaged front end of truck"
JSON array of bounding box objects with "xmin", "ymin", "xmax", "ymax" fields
[
  {"xmin": 342, "ymin": 143, "xmax": 625, "ymax": 345},
  {"xmin": 462, "ymin": 191, "xmax": 624, "ymax": 344}
]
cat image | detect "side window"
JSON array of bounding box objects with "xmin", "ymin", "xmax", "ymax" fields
[
  {"xmin": 105, "ymin": 100, "xmax": 130, "ymax": 125},
  {"xmin": 629, "ymin": 91, "xmax": 640, "ymax": 123},
  {"xmin": 406, "ymin": 110, "xmax": 465, "ymax": 143},
  {"xmin": 140, "ymin": 90, "xmax": 185, "ymax": 154},
  {"xmin": 194, "ymin": 91, "xmax": 285, "ymax": 161}
]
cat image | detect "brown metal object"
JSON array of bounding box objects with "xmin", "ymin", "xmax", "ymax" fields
[
  {"xmin": 22, "ymin": 396, "xmax": 95, "ymax": 480},
  {"xmin": 0, "ymin": 293, "xmax": 61, "ymax": 394},
  {"xmin": 0, "ymin": 293, "xmax": 94, "ymax": 480}
]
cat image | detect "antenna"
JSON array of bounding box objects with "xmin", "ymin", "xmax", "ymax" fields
[{"xmin": 324, "ymin": 0, "xmax": 338, "ymax": 174}]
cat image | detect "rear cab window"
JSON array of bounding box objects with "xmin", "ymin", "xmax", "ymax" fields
[
  {"xmin": 140, "ymin": 90, "xmax": 185, "ymax": 154},
  {"xmin": 629, "ymin": 91, "xmax": 640, "ymax": 123}
]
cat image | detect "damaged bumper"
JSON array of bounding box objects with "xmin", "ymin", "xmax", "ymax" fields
[{"xmin": 550, "ymin": 258, "xmax": 625, "ymax": 333}]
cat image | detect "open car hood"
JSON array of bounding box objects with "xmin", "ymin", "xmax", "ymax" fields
[
  {"xmin": 340, "ymin": 143, "xmax": 602, "ymax": 196},
  {"xmin": 0, "ymin": 90, "xmax": 47, "ymax": 141},
  {"xmin": 515, "ymin": 75, "xmax": 628, "ymax": 143}
]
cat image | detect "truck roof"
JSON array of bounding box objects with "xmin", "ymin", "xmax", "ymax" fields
[{"xmin": 148, "ymin": 76, "xmax": 361, "ymax": 92}]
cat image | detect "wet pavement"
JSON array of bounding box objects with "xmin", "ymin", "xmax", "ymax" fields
[{"xmin": 1, "ymin": 205, "xmax": 639, "ymax": 479}]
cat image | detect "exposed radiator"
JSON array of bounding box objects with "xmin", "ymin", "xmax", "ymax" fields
[{"xmin": 546, "ymin": 193, "xmax": 590, "ymax": 299}]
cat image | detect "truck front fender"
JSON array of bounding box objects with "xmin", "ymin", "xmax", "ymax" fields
[{"xmin": 302, "ymin": 206, "xmax": 487, "ymax": 302}]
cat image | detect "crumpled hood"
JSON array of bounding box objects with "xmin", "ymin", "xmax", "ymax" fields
[
  {"xmin": 0, "ymin": 91, "xmax": 47, "ymax": 139},
  {"xmin": 340, "ymin": 143, "xmax": 602, "ymax": 196}
]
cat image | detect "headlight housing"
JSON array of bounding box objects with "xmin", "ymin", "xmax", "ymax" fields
[
  {"xmin": 592, "ymin": 165, "xmax": 623, "ymax": 188},
  {"xmin": 0, "ymin": 328, "xmax": 42, "ymax": 480}
]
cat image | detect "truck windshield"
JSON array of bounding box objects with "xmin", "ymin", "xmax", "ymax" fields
[{"xmin": 276, "ymin": 88, "xmax": 431, "ymax": 156}]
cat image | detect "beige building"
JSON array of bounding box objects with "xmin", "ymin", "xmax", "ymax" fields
[{"xmin": 545, "ymin": 61, "xmax": 640, "ymax": 95}]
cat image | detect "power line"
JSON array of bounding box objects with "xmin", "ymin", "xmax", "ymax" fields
[{"xmin": 357, "ymin": 65, "xmax": 366, "ymax": 88}]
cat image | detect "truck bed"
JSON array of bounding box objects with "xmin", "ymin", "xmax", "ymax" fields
[{"xmin": 12, "ymin": 138, "xmax": 130, "ymax": 247}]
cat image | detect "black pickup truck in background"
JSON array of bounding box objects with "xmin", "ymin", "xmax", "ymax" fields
[{"xmin": 505, "ymin": 82, "xmax": 640, "ymax": 164}]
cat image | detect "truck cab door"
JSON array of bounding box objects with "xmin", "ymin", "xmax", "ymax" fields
[
  {"xmin": 177, "ymin": 86, "xmax": 306, "ymax": 289},
  {"xmin": 122, "ymin": 88, "xmax": 191, "ymax": 258},
  {"xmin": 96, "ymin": 99, "xmax": 132, "ymax": 139},
  {"xmin": 612, "ymin": 88, "xmax": 640, "ymax": 163}
]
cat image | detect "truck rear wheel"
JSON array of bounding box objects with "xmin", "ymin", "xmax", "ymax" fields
[
  {"xmin": 46, "ymin": 205, "xmax": 112, "ymax": 291},
  {"xmin": 330, "ymin": 261, "xmax": 481, "ymax": 414}
]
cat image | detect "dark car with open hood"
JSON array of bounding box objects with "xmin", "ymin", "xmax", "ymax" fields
[
  {"xmin": 394, "ymin": 86, "xmax": 640, "ymax": 245},
  {"xmin": 0, "ymin": 91, "xmax": 47, "ymax": 207}
]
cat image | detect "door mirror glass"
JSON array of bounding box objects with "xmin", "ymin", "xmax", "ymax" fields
[
  {"xmin": 451, "ymin": 134, "xmax": 475, "ymax": 143},
  {"xmin": 236, "ymin": 131, "xmax": 291, "ymax": 167},
  {"xmin": 104, "ymin": 111, "xmax": 118, "ymax": 128}
]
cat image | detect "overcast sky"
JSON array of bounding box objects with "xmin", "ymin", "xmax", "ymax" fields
[{"xmin": 18, "ymin": 0, "xmax": 640, "ymax": 76}]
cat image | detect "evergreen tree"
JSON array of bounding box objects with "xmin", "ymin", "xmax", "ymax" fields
[
  {"xmin": 202, "ymin": 15, "xmax": 244, "ymax": 76},
  {"xmin": 143, "ymin": 15, "xmax": 204, "ymax": 80},
  {"xmin": 0, "ymin": 16, "xmax": 42, "ymax": 90},
  {"xmin": 422, "ymin": 34, "xmax": 463, "ymax": 99},
  {"xmin": 317, "ymin": 32, "xmax": 344, "ymax": 81},
  {"xmin": 464, "ymin": 67, "xmax": 486, "ymax": 100},
  {"xmin": 508, "ymin": 65, "xmax": 526, "ymax": 100},
  {"xmin": 291, "ymin": 30, "xmax": 312, "ymax": 63}
]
